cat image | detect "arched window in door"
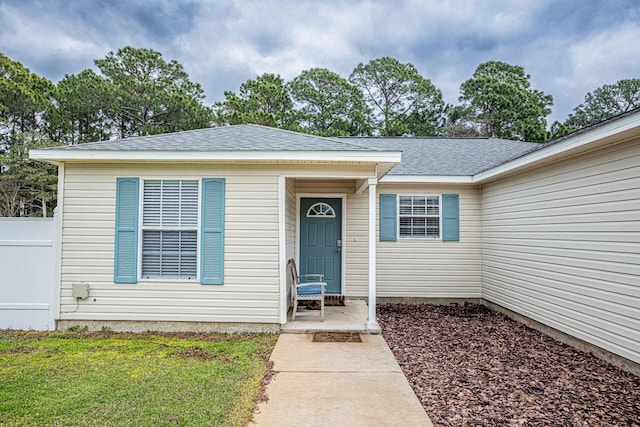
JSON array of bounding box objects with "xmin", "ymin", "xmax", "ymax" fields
[{"xmin": 306, "ymin": 202, "xmax": 336, "ymax": 218}]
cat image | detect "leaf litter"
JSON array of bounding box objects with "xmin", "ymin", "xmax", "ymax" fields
[{"xmin": 378, "ymin": 303, "xmax": 640, "ymax": 426}]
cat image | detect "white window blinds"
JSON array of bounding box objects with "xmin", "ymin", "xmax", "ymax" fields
[
  {"xmin": 143, "ymin": 180, "xmax": 198, "ymax": 227},
  {"xmin": 142, "ymin": 180, "xmax": 198, "ymax": 279},
  {"xmin": 398, "ymin": 196, "xmax": 440, "ymax": 238}
]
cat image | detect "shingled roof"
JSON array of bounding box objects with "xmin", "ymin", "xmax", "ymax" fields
[
  {"xmin": 50, "ymin": 124, "xmax": 379, "ymax": 152},
  {"xmin": 34, "ymin": 124, "xmax": 544, "ymax": 177},
  {"xmin": 341, "ymin": 137, "xmax": 539, "ymax": 176}
]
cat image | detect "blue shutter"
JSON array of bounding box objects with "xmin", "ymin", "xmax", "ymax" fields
[
  {"xmin": 379, "ymin": 194, "xmax": 397, "ymax": 241},
  {"xmin": 442, "ymin": 194, "xmax": 459, "ymax": 241},
  {"xmin": 114, "ymin": 178, "xmax": 139, "ymax": 283},
  {"xmin": 201, "ymin": 178, "xmax": 225, "ymax": 284}
]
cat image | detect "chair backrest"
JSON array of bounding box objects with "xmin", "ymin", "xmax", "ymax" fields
[{"xmin": 287, "ymin": 258, "xmax": 299, "ymax": 285}]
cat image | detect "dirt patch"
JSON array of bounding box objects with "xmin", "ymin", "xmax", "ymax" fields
[
  {"xmin": 254, "ymin": 360, "xmax": 277, "ymax": 405},
  {"xmin": 0, "ymin": 347, "xmax": 38, "ymax": 354},
  {"xmin": 176, "ymin": 346, "xmax": 218, "ymax": 361},
  {"xmin": 378, "ymin": 303, "xmax": 640, "ymax": 426},
  {"xmin": 1, "ymin": 329, "xmax": 263, "ymax": 343}
]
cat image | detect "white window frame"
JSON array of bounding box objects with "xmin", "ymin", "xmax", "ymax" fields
[
  {"xmin": 397, "ymin": 194, "xmax": 442, "ymax": 240},
  {"xmin": 138, "ymin": 178, "xmax": 201, "ymax": 282},
  {"xmin": 306, "ymin": 202, "xmax": 337, "ymax": 218}
]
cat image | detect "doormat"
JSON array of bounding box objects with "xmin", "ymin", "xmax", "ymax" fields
[
  {"xmin": 313, "ymin": 332, "xmax": 362, "ymax": 343},
  {"xmin": 325, "ymin": 295, "xmax": 345, "ymax": 306},
  {"xmin": 299, "ymin": 295, "xmax": 345, "ymax": 309}
]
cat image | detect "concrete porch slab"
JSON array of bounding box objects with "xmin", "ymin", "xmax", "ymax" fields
[{"xmin": 281, "ymin": 299, "xmax": 380, "ymax": 334}]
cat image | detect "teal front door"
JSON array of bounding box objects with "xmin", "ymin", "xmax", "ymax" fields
[{"xmin": 300, "ymin": 198, "xmax": 342, "ymax": 294}]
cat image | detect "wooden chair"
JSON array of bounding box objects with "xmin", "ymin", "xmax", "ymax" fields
[{"xmin": 287, "ymin": 258, "xmax": 326, "ymax": 321}]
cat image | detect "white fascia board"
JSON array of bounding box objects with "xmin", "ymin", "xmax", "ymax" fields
[
  {"xmin": 29, "ymin": 149, "xmax": 402, "ymax": 164},
  {"xmin": 380, "ymin": 175, "xmax": 474, "ymax": 184},
  {"xmin": 474, "ymin": 112, "xmax": 640, "ymax": 182}
]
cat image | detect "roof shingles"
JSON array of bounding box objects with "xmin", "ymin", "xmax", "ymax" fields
[
  {"xmin": 54, "ymin": 124, "xmax": 377, "ymax": 152},
  {"xmin": 43, "ymin": 124, "xmax": 542, "ymax": 176},
  {"xmin": 342, "ymin": 137, "xmax": 539, "ymax": 176}
]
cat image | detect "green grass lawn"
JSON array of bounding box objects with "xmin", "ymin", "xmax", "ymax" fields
[{"xmin": 0, "ymin": 329, "xmax": 278, "ymax": 426}]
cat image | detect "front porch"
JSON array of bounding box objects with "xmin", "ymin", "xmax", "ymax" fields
[
  {"xmin": 281, "ymin": 299, "xmax": 380, "ymax": 334},
  {"xmin": 280, "ymin": 173, "xmax": 384, "ymax": 331}
]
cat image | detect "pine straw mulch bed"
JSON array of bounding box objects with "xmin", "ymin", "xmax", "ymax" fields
[{"xmin": 378, "ymin": 303, "xmax": 640, "ymax": 426}]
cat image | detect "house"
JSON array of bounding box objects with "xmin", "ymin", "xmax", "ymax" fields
[{"xmin": 30, "ymin": 109, "xmax": 640, "ymax": 372}]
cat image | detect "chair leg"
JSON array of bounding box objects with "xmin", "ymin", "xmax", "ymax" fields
[
  {"xmin": 292, "ymin": 298, "xmax": 297, "ymax": 321},
  {"xmin": 320, "ymin": 297, "xmax": 324, "ymax": 322}
]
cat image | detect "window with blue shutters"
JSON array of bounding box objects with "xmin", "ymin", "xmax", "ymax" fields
[
  {"xmin": 114, "ymin": 177, "xmax": 226, "ymax": 284},
  {"xmin": 380, "ymin": 193, "xmax": 459, "ymax": 241}
]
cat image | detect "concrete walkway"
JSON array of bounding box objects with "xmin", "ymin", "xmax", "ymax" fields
[{"xmin": 251, "ymin": 334, "xmax": 433, "ymax": 427}]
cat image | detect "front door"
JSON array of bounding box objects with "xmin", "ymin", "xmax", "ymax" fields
[{"xmin": 299, "ymin": 198, "xmax": 342, "ymax": 294}]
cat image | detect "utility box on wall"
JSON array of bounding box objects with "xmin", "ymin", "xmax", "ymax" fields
[{"xmin": 72, "ymin": 282, "xmax": 90, "ymax": 299}]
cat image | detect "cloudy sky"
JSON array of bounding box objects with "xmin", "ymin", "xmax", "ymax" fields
[{"xmin": 1, "ymin": 0, "xmax": 639, "ymax": 123}]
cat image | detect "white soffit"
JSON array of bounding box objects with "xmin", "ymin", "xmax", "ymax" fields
[{"xmin": 380, "ymin": 175, "xmax": 474, "ymax": 184}]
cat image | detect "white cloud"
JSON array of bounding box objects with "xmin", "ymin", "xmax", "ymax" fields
[
  {"xmin": 183, "ymin": 0, "xmax": 551, "ymax": 93},
  {"xmin": 1, "ymin": 0, "xmax": 637, "ymax": 121},
  {"xmin": 533, "ymin": 20, "xmax": 640, "ymax": 121},
  {"xmin": 568, "ymin": 22, "xmax": 640, "ymax": 87},
  {"xmin": 0, "ymin": 3, "xmax": 101, "ymax": 58}
]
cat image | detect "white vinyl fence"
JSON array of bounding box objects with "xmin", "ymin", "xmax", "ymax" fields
[{"xmin": 0, "ymin": 217, "xmax": 56, "ymax": 330}]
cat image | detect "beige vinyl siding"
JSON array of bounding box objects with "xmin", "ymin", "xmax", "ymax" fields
[
  {"xmin": 60, "ymin": 163, "xmax": 377, "ymax": 325},
  {"xmin": 296, "ymin": 179, "xmax": 355, "ymax": 194},
  {"xmin": 285, "ymin": 178, "xmax": 297, "ymax": 261},
  {"xmin": 481, "ymin": 137, "xmax": 640, "ymax": 364},
  {"xmin": 61, "ymin": 163, "xmax": 282, "ymax": 323},
  {"xmin": 344, "ymin": 184, "xmax": 482, "ymax": 297},
  {"xmin": 344, "ymin": 190, "xmax": 370, "ymax": 296}
]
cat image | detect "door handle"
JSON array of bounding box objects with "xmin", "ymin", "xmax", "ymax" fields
[{"xmin": 336, "ymin": 239, "xmax": 342, "ymax": 252}]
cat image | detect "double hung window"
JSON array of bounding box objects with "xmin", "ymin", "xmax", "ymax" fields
[
  {"xmin": 398, "ymin": 195, "xmax": 440, "ymax": 238},
  {"xmin": 141, "ymin": 180, "xmax": 198, "ymax": 279}
]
